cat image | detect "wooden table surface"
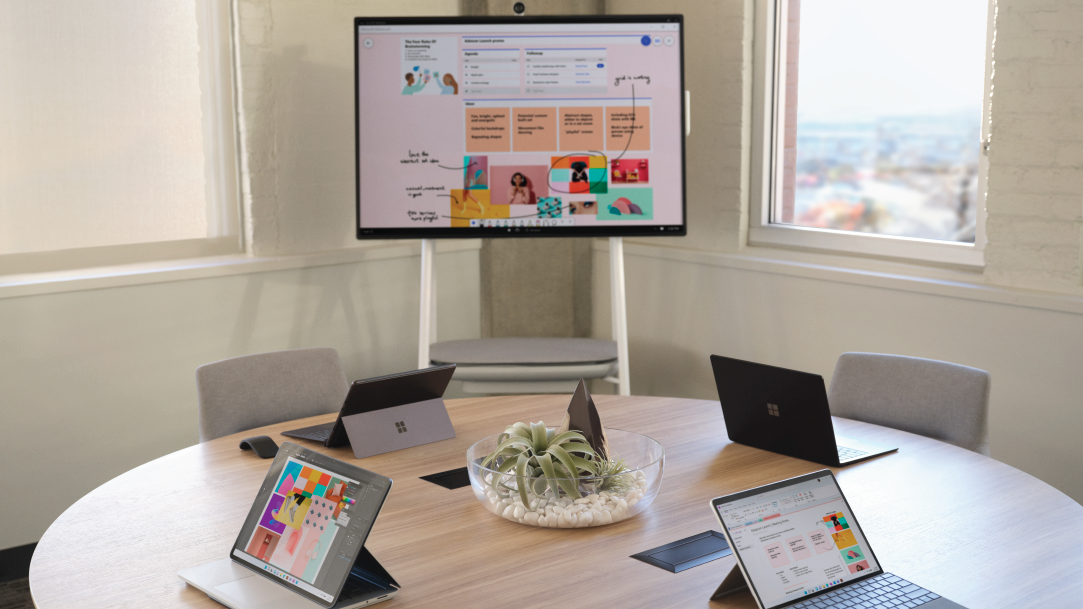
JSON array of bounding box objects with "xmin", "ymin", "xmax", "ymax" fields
[{"xmin": 29, "ymin": 395, "xmax": 1083, "ymax": 608}]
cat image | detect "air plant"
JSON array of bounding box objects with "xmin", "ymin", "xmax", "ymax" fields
[
  {"xmin": 481, "ymin": 421, "xmax": 632, "ymax": 506},
  {"xmin": 592, "ymin": 453, "xmax": 636, "ymax": 494}
]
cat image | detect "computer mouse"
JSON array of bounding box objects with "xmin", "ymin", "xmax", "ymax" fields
[{"xmin": 240, "ymin": 435, "xmax": 279, "ymax": 458}]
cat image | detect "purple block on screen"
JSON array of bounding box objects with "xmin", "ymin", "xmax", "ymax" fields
[{"xmin": 259, "ymin": 493, "xmax": 287, "ymax": 534}]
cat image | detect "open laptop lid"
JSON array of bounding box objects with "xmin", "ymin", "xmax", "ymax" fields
[
  {"xmin": 710, "ymin": 355, "xmax": 841, "ymax": 465},
  {"xmin": 229, "ymin": 442, "xmax": 395, "ymax": 608},
  {"xmin": 325, "ymin": 364, "xmax": 456, "ymax": 448},
  {"xmin": 710, "ymin": 470, "xmax": 884, "ymax": 609}
]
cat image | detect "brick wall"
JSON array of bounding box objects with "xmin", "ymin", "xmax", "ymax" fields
[
  {"xmin": 982, "ymin": 0, "xmax": 1083, "ymax": 293},
  {"xmin": 233, "ymin": 0, "xmax": 459, "ymax": 256}
]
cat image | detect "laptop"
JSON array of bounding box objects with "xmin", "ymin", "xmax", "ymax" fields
[
  {"xmin": 710, "ymin": 355, "xmax": 896, "ymax": 466},
  {"xmin": 179, "ymin": 442, "xmax": 399, "ymax": 609},
  {"xmin": 710, "ymin": 470, "xmax": 967, "ymax": 609},
  {"xmin": 283, "ymin": 364, "xmax": 456, "ymax": 451}
]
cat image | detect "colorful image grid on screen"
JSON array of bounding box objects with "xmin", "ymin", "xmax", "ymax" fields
[{"xmin": 243, "ymin": 458, "xmax": 354, "ymax": 585}]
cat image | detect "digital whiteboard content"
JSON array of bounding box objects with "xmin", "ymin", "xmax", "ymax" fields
[{"xmin": 355, "ymin": 16, "xmax": 686, "ymax": 238}]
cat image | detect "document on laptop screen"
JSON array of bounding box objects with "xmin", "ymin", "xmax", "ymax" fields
[
  {"xmin": 231, "ymin": 444, "xmax": 392, "ymax": 605},
  {"xmin": 715, "ymin": 476, "xmax": 881, "ymax": 608}
]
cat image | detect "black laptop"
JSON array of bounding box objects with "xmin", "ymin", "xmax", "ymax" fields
[
  {"xmin": 283, "ymin": 365, "xmax": 456, "ymax": 448},
  {"xmin": 710, "ymin": 355, "xmax": 896, "ymax": 466}
]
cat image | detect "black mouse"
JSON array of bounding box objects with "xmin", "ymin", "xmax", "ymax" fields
[{"xmin": 239, "ymin": 435, "xmax": 279, "ymax": 458}]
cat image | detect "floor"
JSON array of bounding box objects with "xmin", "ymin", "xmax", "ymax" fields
[{"xmin": 0, "ymin": 579, "xmax": 32, "ymax": 609}]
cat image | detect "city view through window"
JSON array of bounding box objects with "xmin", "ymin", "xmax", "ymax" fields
[{"xmin": 778, "ymin": 0, "xmax": 989, "ymax": 243}]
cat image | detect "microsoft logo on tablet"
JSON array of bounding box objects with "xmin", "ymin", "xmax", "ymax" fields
[
  {"xmin": 395, "ymin": 421, "xmax": 408, "ymax": 433},
  {"xmin": 767, "ymin": 403, "xmax": 780, "ymax": 417}
]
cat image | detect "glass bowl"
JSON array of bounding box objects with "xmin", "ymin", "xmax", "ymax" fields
[{"xmin": 466, "ymin": 427, "xmax": 664, "ymax": 527}]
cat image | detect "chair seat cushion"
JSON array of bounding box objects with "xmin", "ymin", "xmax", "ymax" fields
[{"xmin": 430, "ymin": 338, "xmax": 617, "ymax": 366}]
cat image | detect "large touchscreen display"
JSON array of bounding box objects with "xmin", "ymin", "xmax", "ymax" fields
[
  {"xmin": 356, "ymin": 17, "xmax": 685, "ymax": 237},
  {"xmin": 231, "ymin": 443, "xmax": 392, "ymax": 606},
  {"xmin": 714, "ymin": 474, "xmax": 882, "ymax": 608}
]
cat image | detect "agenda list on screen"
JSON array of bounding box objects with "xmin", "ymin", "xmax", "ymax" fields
[{"xmin": 356, "ymin": 19, "xmax": 684, "ymax": 237}]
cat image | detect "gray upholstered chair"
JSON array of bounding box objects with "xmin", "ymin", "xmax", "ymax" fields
[
  {"xmin": 196, "ymin": 348, "xmax": 349, "ymax": 442},
  {"xmin": 827, "ymin": 352, "xmax": 991, "ymax": 455},
  {"xmin": 429, "ymin": 338, "xmax": 617, "ymax": 394}
]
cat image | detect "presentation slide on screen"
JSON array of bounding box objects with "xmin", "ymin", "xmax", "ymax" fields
[
  {"xmin": 357, "ymin": 22, "xmax": 683, "ymax": 231},
  {"xmin": 717, "ymin": 478, "xmax": 880, "ymax": 608}
]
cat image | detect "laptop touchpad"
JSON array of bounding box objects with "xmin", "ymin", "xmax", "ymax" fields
[{"xmin": 216, "ymin": 574, "xmax": 298, "ymax": 605}]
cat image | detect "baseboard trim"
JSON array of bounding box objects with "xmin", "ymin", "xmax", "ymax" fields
[{"xmin": 0, "ymin": 543, "xmax": 36, "ymax": 583}]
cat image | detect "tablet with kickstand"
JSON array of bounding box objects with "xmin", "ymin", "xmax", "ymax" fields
[{"xmin": 282, "ymin": 365, "xmax": 456, "ymax": 458}]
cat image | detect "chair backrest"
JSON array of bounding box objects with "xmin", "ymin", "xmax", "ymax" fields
[
  {"xmin": 828, "ymin": 352, "xmax": 991, "ymax": 455},
  {"xmin": 196, "ymin": 348, "xmax": 349, "ymax": 442}
]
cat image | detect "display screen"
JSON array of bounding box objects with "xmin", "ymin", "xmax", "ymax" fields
[
  {"xmin": 713, "ymin": 473, "xmax": 883, "ymax": 608},
  {"xmin": 355, "ymin": 16, "xmax": 685, "ymax": 238},
  {"xmin": 231, "ymin": 443, "xmax": 392, "ymax": 607}
]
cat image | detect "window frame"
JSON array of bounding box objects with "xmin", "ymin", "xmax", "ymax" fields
[
  {"xmin": 748, "ymin": 0, "xmax": 993, "ymax": 268},
  {"xmin": 0, "ymin": 0, "xmax": 242, "ymax": 276}
]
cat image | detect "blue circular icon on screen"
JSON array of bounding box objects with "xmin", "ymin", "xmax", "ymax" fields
[{"xmin": 640, "ymin": 35, "xmax": 651, "ymax": 46}]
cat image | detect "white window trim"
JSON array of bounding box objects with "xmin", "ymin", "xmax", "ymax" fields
[
  {"xmin": 196, "ymin": 0, "xmax": 243, "ymax": 245},
  {"xmin": 748, "ymin": 0, "xmax": 993, "ymax": 269},
  {"xmin": 0, "ymin": 0, "xmax": 242, "ymax": 277}
]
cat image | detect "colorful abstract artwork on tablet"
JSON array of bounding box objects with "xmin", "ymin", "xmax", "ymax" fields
[{"xmin": 250, "ymin": 457, "xmax": 351, "ymax": 585}]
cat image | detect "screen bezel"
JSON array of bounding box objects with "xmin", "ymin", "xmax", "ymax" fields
[
  {"xmin": 710, "ymin": 470, "xmax": 886, "ymax": 609},
  {"xmin": 229, "ymin": 442, "xmax": 393, "ymax": 608},
  {"xmin": 354, "ymin": 14, "xmax": 687, "ymax": 239}
]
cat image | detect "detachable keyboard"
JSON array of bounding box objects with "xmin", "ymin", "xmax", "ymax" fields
[
  {"xmin": 283, "ymin": 422, "xmax": 335, "ymax": 443},
  {"xmin": 836, "ymin": 445, "xmax": 869, "ymax": 461},
  {"xmin": 338, "ymin": 575, "xmax": 380, "ymax": 600},
  {"xmin": 292, "ymin": 428, "xmax": 332, "ymax": 442},
  {"xmin": 334, "ymin": 566, "xmax": 394, "ymax": 605},
  {"xmin": 792, "ymin": 573, "xmax": 940, "ymax": 608}
]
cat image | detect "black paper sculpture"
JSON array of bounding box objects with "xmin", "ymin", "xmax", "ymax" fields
[{"xmin": 558, "ymin": 379, "xmax": 610, "ymax": 458}]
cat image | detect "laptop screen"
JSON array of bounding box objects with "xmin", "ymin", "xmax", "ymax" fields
[
  {"xmin": 230, "ymin": 442, "xmax": 393, "ymax": 607},
  {"xmin": 713, "ymin": 471, "xmax": 883, "ymax": 609}
]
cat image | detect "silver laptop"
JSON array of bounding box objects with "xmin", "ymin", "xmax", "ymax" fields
[
  {"xmin": 710, "ymin": 470, "xmax": 966, "ymax": 609},
  {"xmin": 179, "ymin": 443, "xmax": 398, "ymax": 609}
]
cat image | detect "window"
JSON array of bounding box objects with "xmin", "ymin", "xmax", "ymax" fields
[
  {"xmin": 0, "ymin": 0, "xmax": 239, "ymax": 274},
  {"xmin": 750, "ymin": 0, "xmax": 993, "ymax": 266}
]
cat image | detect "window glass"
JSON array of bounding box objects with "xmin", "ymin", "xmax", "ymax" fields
[
  {"xmin": 0, "ymin": 1, "xmax": 212, "ymax": 255},
  {"xmin": 776, "ymin": 0, "xmax": 988, "ymax": 243}
]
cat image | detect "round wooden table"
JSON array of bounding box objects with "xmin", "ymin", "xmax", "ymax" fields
[{"xmin": 29, "ymin": 395, "xmax": 1083, "ymax": 608}]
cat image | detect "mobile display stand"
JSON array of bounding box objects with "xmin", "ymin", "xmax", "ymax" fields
[{"xmin": 416, "ymin": 237, "xmax": 631, "ymax": 396}]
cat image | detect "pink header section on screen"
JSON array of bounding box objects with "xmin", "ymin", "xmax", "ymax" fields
[{"xmin": 357, "ymin": 22, "xmax": 683, "ymax": 231}]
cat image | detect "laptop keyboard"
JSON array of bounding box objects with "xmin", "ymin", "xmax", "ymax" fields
[
  {"xmin": 791, "ymin": 573, "xmax": 939, "ymax": 608},
  {"xmin": 837, "ymin": 445, "xmax": 869, "ymax": 461},
  {"xmin": 293, "ymin": 428, "xmax": 332, "ymax": 442}
]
